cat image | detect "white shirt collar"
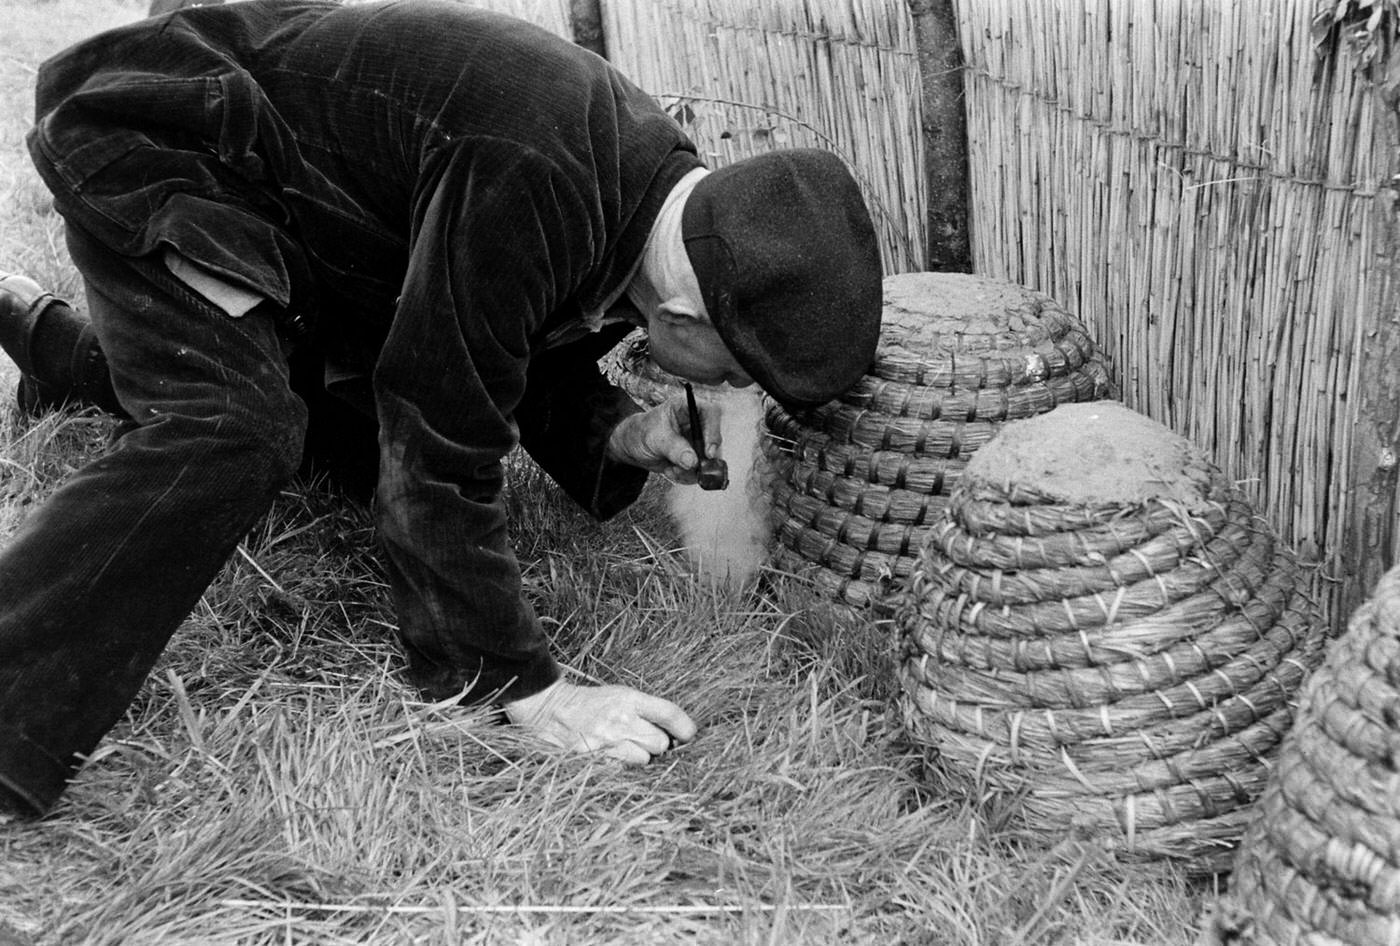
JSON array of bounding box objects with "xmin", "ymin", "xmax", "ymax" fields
[{"xmin": 625, "ymin": 166, "xmax": 711, "ymax": 321}]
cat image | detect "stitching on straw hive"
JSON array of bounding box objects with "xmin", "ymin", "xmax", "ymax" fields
[
  {"xmin": 763, "ymin": 272, "xmax": 1113, "ymax": 609},
  {"xmin": 1220, "ymin": 564, "xmax": 1400, "ymax": 942},
  {"xmin": 896, "ymin": 402, "xmax": 1329, "ymax": 876}
]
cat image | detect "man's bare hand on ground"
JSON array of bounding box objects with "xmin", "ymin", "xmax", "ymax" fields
[{"xmin": 503, "ymin": 680, "xmax": 697, "ymax": 765}]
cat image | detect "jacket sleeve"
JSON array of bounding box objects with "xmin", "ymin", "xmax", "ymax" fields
[
  {"xmin": 515, "ymin": 325, "xmax": 649, "ymax": 519},
  {"xmin": 372, "ymin": 140, "xmax": 604, "ymax": 704}
]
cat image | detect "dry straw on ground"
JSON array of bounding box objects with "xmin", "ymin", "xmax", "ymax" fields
[
  {"xmin": 897, "ymin": 402, "xmax": 1330, "ymax": 876},
  {"xmin": 1220, "ymin": 563, "xmax": 1400, "ymax": 944},
  {"xmin": 0, "ymin": 0, "xmax": 1207, "ymax": 942},
  {"xmin": 765, "ymin": 272, "xmax": 1112, "ymax": 610},
  {"xmin": 957, "ymin": 0, "xmax": 1390, "ymax": 590},
  {"xmin": 0, "ymin": 401, "xmax": 1202, "ymax": 945}
]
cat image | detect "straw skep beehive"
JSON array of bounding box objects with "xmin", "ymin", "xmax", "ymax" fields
[
  {"xmin": 765, "ymin": 272, "xmax": 1112, "ymax": 610},
  {"xmin": 601, "ymin": 329, "xmax": 679, "ymax": 409},
  {"xmin": 958, "ymin": 0, "xmax": 1390, "ymax": 602},
  {"xmin": 1215, "ymin": 565, "xmax": 1400, "ymax": 943},
  {"xmin": 896, "ymin": 402, "xmax": 1329, "ymax": 875}
]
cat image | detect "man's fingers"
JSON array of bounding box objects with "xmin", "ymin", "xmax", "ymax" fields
[
  {"xmin": 505, "ymin": 681, "xmax": 697, "ymax": 764},
  {"xmin": 656, "ymin": 443, "xmax": 698, "ymax": 476},
  {"xmin": 623, "ymin": 725, "xmax": 672, "ymax": 757},
  {"xmin": 700, "ymin": 401, "xmax": 723, "ymax": 458},
  {"xmin": 645, "ymin": 404, "xmax": 699, "ymax": 470},
  {"xmin": 606, "ymin": 740, "xmax": 653, "ymax": 766},
  {"xmin": 630, "ymin": 693, "xmax": 698, "ymax": 744}
]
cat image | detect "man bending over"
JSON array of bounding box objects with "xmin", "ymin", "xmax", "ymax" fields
[{"xmin": 0, "ymin": 0, "xmax": 882, "ymax": 818}]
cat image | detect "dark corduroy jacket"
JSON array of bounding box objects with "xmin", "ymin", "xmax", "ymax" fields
[{"xmin": 27, "ymin": 0, "xmax": 702, "ymax": 700}]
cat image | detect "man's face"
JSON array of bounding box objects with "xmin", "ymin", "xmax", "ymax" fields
[
  {"xmin": 645, "ymin": 303, "xmax": 754, "ymax": 389},
  {"xmin": 631, "ymin": 215, "xmax": 753, "ymax": 390}
]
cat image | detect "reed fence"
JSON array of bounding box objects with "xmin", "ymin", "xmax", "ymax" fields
[
  {"xmin": 956, "ymin": 0, "xmax": 1393, "ymax": 610},
  {"xmin": 599, "ymin": 0, "xmax": 929, "ymax": 273},
  {"xmin": 530, "ymin": 0, "xmax": 1394, "ymax": 609}
]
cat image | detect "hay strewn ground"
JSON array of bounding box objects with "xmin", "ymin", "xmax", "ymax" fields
[{"xmin": 0, "ymin": 1, "xmax": 1203, "ymax": 942}]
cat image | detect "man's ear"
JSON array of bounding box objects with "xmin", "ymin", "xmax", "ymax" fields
[{"xmin": 656, "ymin": 299, "xmax": 707, "ymax": 326}]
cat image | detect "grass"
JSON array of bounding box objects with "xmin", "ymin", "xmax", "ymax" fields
[{"xmin": 0, "ymin": 1, "xmax": 1206, "ymax": 942}]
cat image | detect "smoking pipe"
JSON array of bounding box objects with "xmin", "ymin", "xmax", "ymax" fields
[{"xmin": 684, "ymin": 383, "xmax": 729, "ymax": 491}]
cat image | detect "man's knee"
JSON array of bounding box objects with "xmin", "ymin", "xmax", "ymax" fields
[
  {"xmin": 215, "ymin": 389, "xmax": 308, "ymax": 490},
  {"xmin": 132, "ymin": 382, "xmax": 308, "ymax": 498}
]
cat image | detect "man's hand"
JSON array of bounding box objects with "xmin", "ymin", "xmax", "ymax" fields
[
  {"xmin": 606, "ymin": 393, "xmax": 721, "ymax": 485},
  {"xmin": 503, "ymin": 679, "xmax": 697, "ymax": 765}
]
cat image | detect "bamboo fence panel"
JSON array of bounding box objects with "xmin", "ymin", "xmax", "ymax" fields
[
  {"xmin": 957, "ymin": 0, "xmax": 1390, "ymax": 609},
  {"xmin": 600, "ymin": 0, "xmax": 928, "ymax": 274}
]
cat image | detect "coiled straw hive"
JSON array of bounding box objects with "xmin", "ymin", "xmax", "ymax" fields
[
  {"xmin": 896, "ymin": 402, "xmax": 1329, "ymax": 874},
  {"xmin": 1216, "ymin": 565, "xmax": 1400, "ymax": 943},
  {"xmin": 602, "ymin": 329, "xmax": 678, "ymax": 409},
  {"xmin": 765, "ymin": 272, "xmax": 1112, "ymax": 609}
]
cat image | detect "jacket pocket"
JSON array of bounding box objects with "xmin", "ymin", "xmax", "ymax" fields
[{"xmin": 35, "ymin": 75, "xmax": 225, "ymax": 189}]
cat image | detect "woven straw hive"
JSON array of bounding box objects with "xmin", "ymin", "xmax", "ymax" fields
[
  {"xmin": 765, "ymin": 272, "xmax": 1112, "ymax": 609},
  {"xmin": 601, "ymin": 329, "xmax": 678, "ymax": 409},
  {"xmin": 1215, "ymin": 565, "xmax": 1400, "ymax": 943},
  {"xmin": 896, "ymin": 402, "xmax": 1329, "ymax": 875}
]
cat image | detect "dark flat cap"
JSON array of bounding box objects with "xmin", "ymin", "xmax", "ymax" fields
[{"xmin": 681, "ymin": 149, "xmax": 883, "ymax": 409}]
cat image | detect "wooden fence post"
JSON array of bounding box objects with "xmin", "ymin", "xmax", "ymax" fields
[
  {"xmin": 569, "ymin": 0, "xmax": 607, "ymax": 59},
  {"xmin": 1345, "ymin": 111, "xmax": 1400, "ymax": 616},
  {"xmin": 907, "ymin": 0, "xmax": 971, "ymax": 273}
]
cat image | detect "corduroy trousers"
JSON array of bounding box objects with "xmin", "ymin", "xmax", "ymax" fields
[{"xmin": 0, "ymin": 225, "xmax": 354, "ymax": 814}]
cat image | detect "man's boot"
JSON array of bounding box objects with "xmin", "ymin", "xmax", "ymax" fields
[{"xmin": 0, "ymin": 273, "xmax": 121, "ymax": 417}]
